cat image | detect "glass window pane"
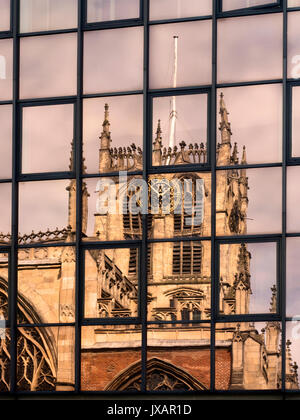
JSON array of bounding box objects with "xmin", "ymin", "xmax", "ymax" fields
[
  {"xmin": 0, "ymin": 0, "xmax": 10, "ymax": 32},
  {"xmin": 81, "ymin": 325, "xmax": 141, "ymax": 391},
  {"xmin": 152, "ymin": 93, "xmax": 208, "ymax": 167},
  {"xmin": 218, "ymin": 14, "xmax": 283, "ymax": 83},
  {"xmin": 289, "ymin": 0, "xmax": 300, "ymax": 7},
  {"xmin": 148, "ymin": 174, "xmax": 211, "ymax": 239},
  {"xmin": 83, "ymin": 96, "xmax": 143, "ymax": 174},
  {"xmin": 82, "ymin": 176, "xmax": 143, "ymax": 241},
  {"xmin": 147, "ymin": 324, "xmax": 211, "ymax": 391},
  {"xmin": 0, "ymin": 183, "xmax": 11, "ymax": 244},
  {"xmin": 0, "ymin": 39, "xmax": 13, "ymax": 101},
  {"xmin": 0, "ymin": 105, "xmax": 12, "ymax": 179},
  {"xmin": 222, "ymin": 0, "xmax": 277, "ymax": 11},
  {"xmin": 22, "ymin": 104, "xmax": 74, "ymax": 174},
  {"xmin": 287, "ymin": 167, "xmax": 300, "ymax": 233},
  {"xmin": 87, "ymin": 0, "xmax": 140, "ymax": 23},
  {"xmin": 84, "ymin": 27, "xmax": 143, "ymax": 94},
  {"xmin": 84, "ymin": 248, "xmax": 139, "ymax": 320},
  {"xmin": 19, "ymin": 180, "xmax": 76, "ymax": 244},
  {"xmin": 20, "ymin": 33, "xmax": 77, "ymax": 99},
  {"xmin": 17, "ymin": 327, "xmax": 75, "ymax": 392},
  {"xmin": 287, "ymin": 238, "xmax": 300, "ymax": 318},
  {"xmin": 18, "ymin": 247, "xmax": 75, "ymax": 324},
  {"xmin": 0, "ymin": 328, "xmax": 10, "ymax": 392},
  {"xmin": 219, "ymin": 242, "xmax": 278, "ymax": 315},
  {"xmin": 148, "ymin": 241, "xmax": 211, "ymax": 322},
  {"xmin": 216, "ymin": 168, "xmax": 282, "ymax": 236},
  {"xmin": 150, "ymin": 0, "xmax": 212, "ymax": 20},
  {"xmin": 288, "ymin": 12, "xmax": 300, "ymax": 79},
  {"xmin": 215, "ymin": 322, "xmax": 282, "ymax": 390},
  {"xmin": 292, "ymin": 86, "xmax": 300, "ymax": 157},
  {"xmin": 150, "ymin": 21, "xmax": 212, "ymax": 89},
  {"xmin": 217, "ymin": 86, "xmax": 282, "ymax": 165},
  {"xmin": 286, "ymin": 322, "xmax": 300, "ymax": 390},
  {"xmin": 20, "ymin": 0, "xmax": 77, "ymax": 33}
]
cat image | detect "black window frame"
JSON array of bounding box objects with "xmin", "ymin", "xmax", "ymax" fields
[{"xmin": 0, "ymin": 0, "xmax": 298, "ymax": 398}]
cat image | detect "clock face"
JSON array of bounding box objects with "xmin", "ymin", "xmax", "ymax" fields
[
  {"xmin": 148, "ymin": 177, "xmax": 204, "ymax": 221},
  {"xmin": 149, "ymin": 178, "xmax": 176, "ymax": 215}
]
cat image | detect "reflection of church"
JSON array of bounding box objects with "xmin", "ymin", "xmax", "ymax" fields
[{"xmin": 0, "ymin": 95, "xmax": 298, "ymax": 392}]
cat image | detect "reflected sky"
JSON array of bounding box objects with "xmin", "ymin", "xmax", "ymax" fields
[
  {"xmin": 84, "ymin": 27, "xmax": 143, "ymax": 94},
  {"xmin": 218, "ymin": 13, "xmax": 283, "ymax": 83},
  {"xmin": 153, "ymin": 94, "xmax": 208, "ymax": 150},
  {"xmin": 247, "ymin": 168, "xmax": 282, "ymax": 234},
  {"xmin": 247, "ymin": 243, "xmax": 277, "ymax": 314},
  {"xmin": 83, "ymin": 96, "xmax": 143, "ymax": 174},
  {"xmin": 288, "ymin": 12, "xmax": 300, "ymax": 80},
  {"xmin": 20, "ymin": 33, "xmax": 77, "ymax": 99},
  {"xmin": 289, "ymin": 0, "xmax": 300, "ymax": 6},
  {"xmin": 20, "ymin": 0, "xmax": 77, "ymax": 33},
  {"xmin": 0, "ymin": 183, "xmax": 11, "ymax": 234},
  {"xmin": 0, "ymin": 39, "xmax": 13, "ymax": 101},
  {"xmin": 22, "ymin": 104, "xmax": 74, "ymax": 174},
  {"xmin": 223, "ymin": 0, "xmax": 274, "ymax": 11},
  {"xmin": 0, "ymin": 105, "xmax": 12, "ymax": 179},
  {"xmin": 0, "ymin": 0, "xmax": 10, "ymax": 31},
  {"xmin": 292, "ymin": 86, "xmax": 300, "ymax": 157},
  {"xmin": 150, "ymin": 20, "xmax": 212, "ymax": 89},
  {"xmin": 150, "ymin": 0, "xmax": 212, "ymax": 20},
  {"xmin": 217, "ymin": 85, "xmax": 282, "ymax": 165},
  {"xmin": 287, "ymin": 166, "xmax": 300, "ymax": 233},
  {"xmin": 19, "ymin": 180, "xmax": 72, "ymax": 234},
  {"xmin": 287, "ymin": 238, "xmax": 300, "ymax": 318},
  {"xmin": 87, "ymin": 0, "xmax": 139, "ymax": 22}
]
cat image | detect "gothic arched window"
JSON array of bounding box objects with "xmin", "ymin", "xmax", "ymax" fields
[
  {"xmin": 0, "ymin": 279, "xmax": 56, "ymax": 392},
  {"xmin": 105, "ymin": 358, "xmax": 208, "ymax": 392}
]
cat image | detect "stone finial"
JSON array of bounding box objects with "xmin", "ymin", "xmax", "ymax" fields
[
  {"xmin": 231, "ymin": 142, "xmax": 239, "ymax": 165},
  {"xmin": 103, "ymin": 103, "xmax": 110, "ymax": 131},
  {"xmin": 241, "ymin": 146, "xmax": 247, "ymax": 165}
]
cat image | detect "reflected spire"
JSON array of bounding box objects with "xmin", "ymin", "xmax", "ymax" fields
[
  {"xmin": 241, "ymin": 146, "xmax": 247, "ymax": 165},
  {"xmin": 99, "ymin": 103, "xmax": 112, "ymax": 172},
  {"xmin": 270, "ymin": 285, "xmax": 277, "ymax": 314},
  {"xmin": 154, "ymin": 120, "xmax": 162, "ymax": 146},
  {"xmin": 69, "ymin": 139, "xmax": 75, "ymax": 172},
  {"xmin": 103, "ymin": 103, "xmax": 110, "ymax": 134},
  {"xmin": 153, "ymin": 119, "xmax": 163, "ymax": 166},
  {"xmin": 219, "ymin": 92, "xmax": 232, "ymax": 144}
]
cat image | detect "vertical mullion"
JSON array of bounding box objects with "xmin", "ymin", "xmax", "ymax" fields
[
  {"xmin": 141, "ymin": 0, "xmax": 149, "ymax": 394},
  {"xmin": 281, "ymin": 0, "xmax": 288, "ymax": 395},
  {"xmin": 9, "ymin": 0, "xmax": 19, "ymax": 396},
  {"xmin": 75, "ymin": 0, "xmax": 83, "ymax": 395},
  {"xmin": 211, "ymin": 0, "xmax": 218, "ymax": 393}
]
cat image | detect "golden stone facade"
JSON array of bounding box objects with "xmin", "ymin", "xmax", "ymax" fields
[{"xmin": 0, "ymin": 95, "xmax": 298, "ymax": 392}]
